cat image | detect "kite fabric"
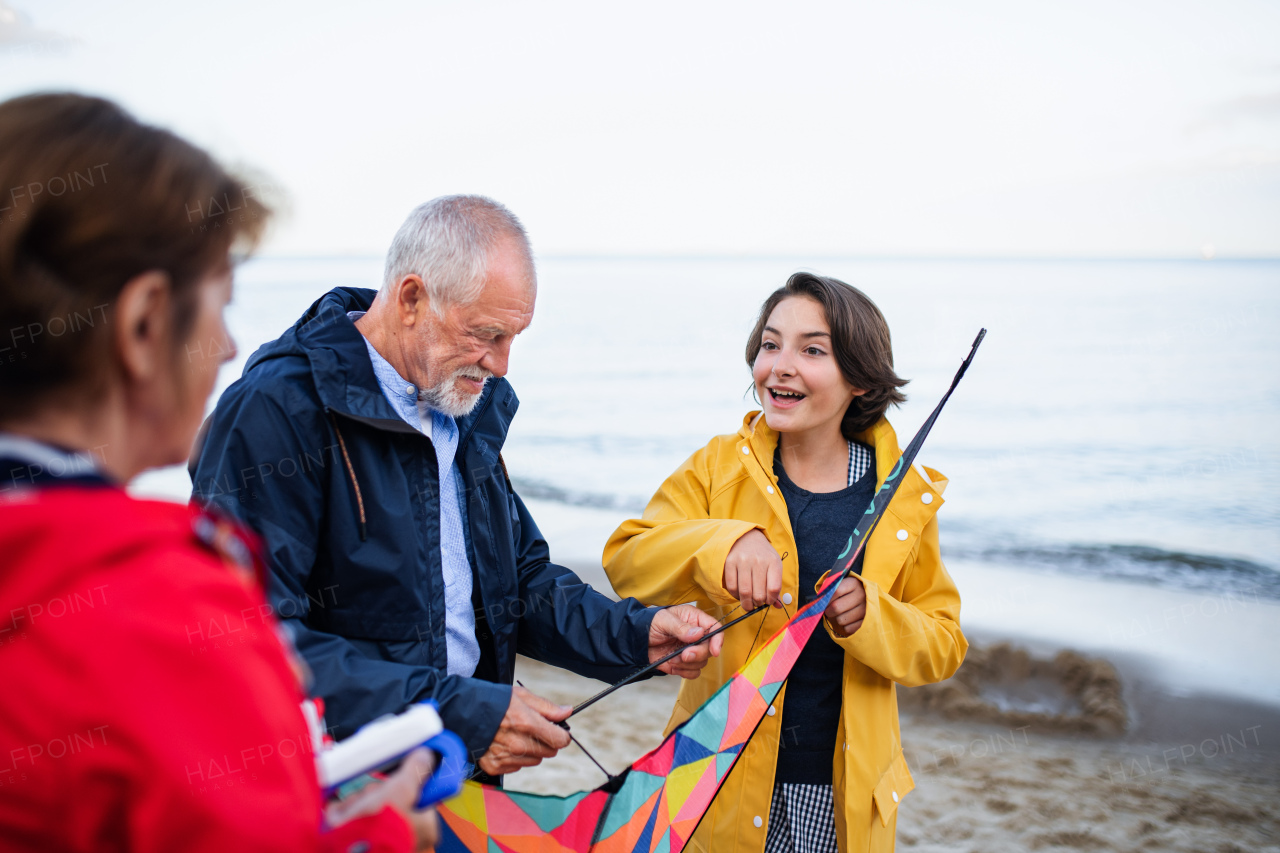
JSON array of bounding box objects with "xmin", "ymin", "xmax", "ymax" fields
[
  {"xmin": 435, "ymin": 329, "xmax": 986, "ymax": 853},
  {"xmin": 436, "ymin": 567, "xmax": 843, "ymax": 853}
]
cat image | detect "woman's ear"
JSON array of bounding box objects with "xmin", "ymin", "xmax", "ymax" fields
[{"xmin": 113, "ymin": 270, "xmax": 173, "ymax": 383}]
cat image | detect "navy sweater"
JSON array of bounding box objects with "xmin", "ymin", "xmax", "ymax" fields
[{"xmin": 773, "ymin": 443, "xmax": 875, "ymax": 785}]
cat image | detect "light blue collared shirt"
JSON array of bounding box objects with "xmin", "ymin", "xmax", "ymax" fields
[{"xmin": 348, "ymin": 311, "xmax": 479, "ymax": 677}]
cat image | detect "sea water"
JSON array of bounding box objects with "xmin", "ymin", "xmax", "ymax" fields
[{"xmin": 134, "ymin": 256, "xmax": 1280, "ymax": 602}]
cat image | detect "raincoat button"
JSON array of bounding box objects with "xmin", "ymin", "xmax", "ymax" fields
[
  {"xmin": 897, "ymin": 529, "xmax": 909, "ymax": 541},
  {"xmin": 767, "ymin": 485, "xmax": 775, "ymax": 494},
  {"xmin": 921, "ymin": 493, "xmax": 933, "ymax": 504},
  {"xmin": 766, "ymin": 706, "xmax": 776, "ymax": 716},
  {"xmin": 782, "ymin": 593, "xmax": 793, "ymax": 605},
  {"xmin": 742, "ymin": 446, "xmax": 749, "ymax": 455},
  {"xmin": 753, "ymin": 816, "xmax": 762, "ymax": 828},
  {"xmin": 892, "ymin": 791, "xmax": 899, "ymax": 803}
]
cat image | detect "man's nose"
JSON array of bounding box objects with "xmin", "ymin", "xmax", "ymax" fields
[{"xmin": 480, "ymin": 339, "xmax": 513, "ymax": 378}]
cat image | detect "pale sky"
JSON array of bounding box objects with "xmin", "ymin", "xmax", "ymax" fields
[{"xmin": 2, "ymin": 0, "xmax": 1277, "ymax": 257}]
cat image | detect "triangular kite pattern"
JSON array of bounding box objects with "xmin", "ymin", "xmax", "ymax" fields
[{"xmin": 436, "ymin": 578, "xmax": 837, "ymax": 853}]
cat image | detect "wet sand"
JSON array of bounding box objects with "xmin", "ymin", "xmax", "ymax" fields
[
  {"xmin": 893, "ymin": 712, "xmax": 1279, "ymax": 852},
  {"xmin": 509, "ymin": 647, "xmax": 1280, "ymax": 852}
]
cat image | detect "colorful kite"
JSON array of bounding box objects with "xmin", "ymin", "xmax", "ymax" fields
[{"xmin": 437, "ymin": 331, "xmax": 986, "ymax": 853}]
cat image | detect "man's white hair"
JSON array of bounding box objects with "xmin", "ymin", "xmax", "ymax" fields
[{"xmin": 382, "ymin": 195, "xmax": 534, "ymax": 311}]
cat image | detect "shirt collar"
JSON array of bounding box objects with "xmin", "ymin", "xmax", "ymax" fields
[
  {"xmin": 0, "ymin": 433, "xmax": 112, "ymax": 489},
  {"xmin": 348, "ymin": 311, "xmax": 420, "ymax": 402}
]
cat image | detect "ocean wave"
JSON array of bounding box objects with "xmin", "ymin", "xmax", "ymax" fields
[
  {"xmin": 511, "ymin": 476, "xmax": 1280, "ymax": 601},
  {"xmin": 511, "ymin": 478, "xmax": 649, "ymax": 514},
  {"xmin": 947, "ymin": 543, "xmax": 1280, "ymax": 601}
]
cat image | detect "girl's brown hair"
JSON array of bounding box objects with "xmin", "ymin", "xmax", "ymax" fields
[
  {"xmin": 745, "ymin": 272, "xmax": 908, "ymax": 439},
  {"xmin": 0, "ymin": 92, "xmax": 271, "ymax": 420}
]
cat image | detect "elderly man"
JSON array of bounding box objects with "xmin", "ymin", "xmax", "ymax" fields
[{"xmin": 190, "ymin": 196, "xmax": 721, "ymax": 776}]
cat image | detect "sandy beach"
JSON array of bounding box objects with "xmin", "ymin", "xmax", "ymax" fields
[{"xmin": 509, "ymin": 649, "xmax": 1280, "ymax": 852}]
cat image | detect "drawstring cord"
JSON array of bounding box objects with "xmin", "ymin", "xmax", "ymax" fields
[{"xmin": 329, "ymin": 412, "xmax": 367, "ymax": 541}]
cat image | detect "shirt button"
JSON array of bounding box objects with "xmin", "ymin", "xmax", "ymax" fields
[
  {"xmin": 921, "ymin": 493, "xmax": 933, "ymax": 504},
  {"xmin": 892, "ymin": 791, "xmax": 899, "ymax": 803},
  {"xmin": 742, "ymin": 446, "xmax": 750, "ymax": 455},
  {"xmin": 404, "ymin": 384, "xmax": 415, "ymax": 395},
  {"xmin": 781, "ymin": 593, "xmax": 793, "ymax": 605},
  {"xmin": 753, "ymin": 816, "xmax": 762, "ymax": 828},
  {"xmin": 766, "ymin": 485, "xmax": 775, "ymax": 494},
  {"xmin": 766, "ymin": 706, "xmax": 776, "ymax": 716},
  {"xmin": 897, "ymin": 529, "xmax": 909, "ymax": 541}
]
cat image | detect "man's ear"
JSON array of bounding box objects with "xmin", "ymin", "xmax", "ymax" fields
[
  {"xmin": 114, "ymin": 270, "xmax": 173, "ymax": 383},
  {"xmin": 393, "ymin": 274, "xmax": 429, "ymax": 326}
]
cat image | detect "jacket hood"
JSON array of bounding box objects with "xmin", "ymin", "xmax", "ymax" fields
[
  {"xmin": 241, "ymin": 286, "xmax": 517, "ymax": 448},
  {"xmin": 241, "ymin": 286, "xmax": 373, "ymax": 372}
]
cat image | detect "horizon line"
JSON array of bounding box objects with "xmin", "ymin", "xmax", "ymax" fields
[{"xmin": 248, "ymin": 252, "xmax": 1280, "ymax": 264}]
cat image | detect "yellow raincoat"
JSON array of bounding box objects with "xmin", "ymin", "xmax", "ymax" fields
[{"xmin": 603, "ymin": 413, "xmax": 967, "ymax": 853}]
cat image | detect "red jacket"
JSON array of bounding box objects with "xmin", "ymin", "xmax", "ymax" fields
[{"xmin": 0, "ymin": 484, "xmax": 413, "ymax": 852}]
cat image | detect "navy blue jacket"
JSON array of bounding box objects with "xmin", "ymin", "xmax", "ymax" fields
[{"xmin": 189, "ymin": 287, "xmax": 655, "ymax": 760}]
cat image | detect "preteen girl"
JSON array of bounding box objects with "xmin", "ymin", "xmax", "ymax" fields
[{"xmin": 605, "ymin": 272, "xmax": 967, "ymax": 853}]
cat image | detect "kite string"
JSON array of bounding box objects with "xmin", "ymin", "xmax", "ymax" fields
[
  {"xmin": 515, "ymin": 680, "xmax": 614, "ymax": 782},
  {"xmin": 568, "ymin": 601, "xmax": 771, "ymax": 717},
  {"xmin": 471, "ymin": 527, "xmax": 864, "ymax": 783},
  {"xmin": 569, "ymin": 546, "xmax": 805, "ymax": 718}
]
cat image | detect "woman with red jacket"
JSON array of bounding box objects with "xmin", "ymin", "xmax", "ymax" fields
[{"xmin": 0, "ymin": 93, "xmax": 436, "ymax": 852}]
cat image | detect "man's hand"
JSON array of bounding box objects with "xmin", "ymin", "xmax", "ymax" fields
[
  {"xmin": 824, "ymin": 575, "xmax": 867, "ymax": 638},
  {"xmin": 478, "ymin": 685, "xmax": 572, "ymax": 776},
  {"xmin": 648, "ymin": 604, "xmax": 723, "ymax": 678},
  {"xmin": 325, "ymin": 747, "xmax": 440, "ymax": 851},
  {"xmin": 724, "ymin": 528, "xmax": 783, "ymax": 613}
]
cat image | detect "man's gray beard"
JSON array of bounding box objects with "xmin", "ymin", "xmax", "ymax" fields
[{"xmin": 422, "ymin": 368, "xmax": 492, "ymax": 418}]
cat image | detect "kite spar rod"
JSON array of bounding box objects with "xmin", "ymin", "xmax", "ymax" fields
[
  {"xmin": 566, "ymin": 328, "xmax": 987, "ymax": 721},
  {"xmin": 568, "ymin": 600, "xmax": 772, "ymax": 717}
]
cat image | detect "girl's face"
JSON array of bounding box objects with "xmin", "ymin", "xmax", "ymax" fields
[{"xmin": 752, "ymin": 295, "xmax": 864, "ymax": 438}]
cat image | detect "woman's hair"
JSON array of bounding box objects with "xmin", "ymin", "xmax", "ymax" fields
[
  {"xmin": 0, "ymin": 92, "xmax": 271, "ymax": 420},
  {"xmin": 745, "ymin": 272, "xmax": 908, "ymax": 439}
]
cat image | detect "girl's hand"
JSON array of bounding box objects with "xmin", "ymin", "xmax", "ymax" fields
[
  {"xmin": 824, "ymin": 576, "xmax": 867, "ymax": 637},
  {"xmin": 723, "ymin": 529, "xmax": 783, "ymax": 612}
]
